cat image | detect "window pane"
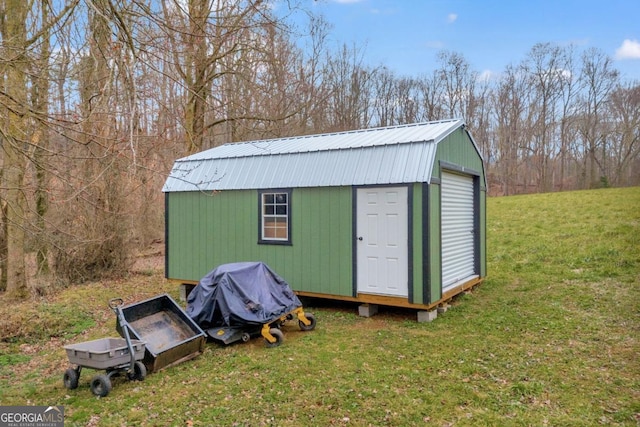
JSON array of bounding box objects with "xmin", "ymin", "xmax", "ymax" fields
[
  {"xmin": 261, "ymin": 191, "xmax": 290, "ymax": 242},
  {"xmin": 263, "ymin": 218, "xmax": 276, "ymax": 238},
  {"xmin": 275, "ymin": 227, "xmax": 287, "ymax": 239},
  {"xmin": 274, "ymin": 217, "xmax": 287, "ymax": 238}
]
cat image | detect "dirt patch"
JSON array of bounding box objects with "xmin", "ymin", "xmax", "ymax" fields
[{"xmin": 131, "ymin": 241, "xmax": 164, "ymax": 273}]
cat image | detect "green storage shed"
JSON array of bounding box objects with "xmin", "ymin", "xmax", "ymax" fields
[{"xmin": 163, "ymin": 119, "xmax": 486, "ymax": 315}]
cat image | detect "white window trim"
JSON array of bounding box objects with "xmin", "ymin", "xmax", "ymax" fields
[{"xmin": 259, "ymin": 189, "xmax": 292, "ymax": 245}]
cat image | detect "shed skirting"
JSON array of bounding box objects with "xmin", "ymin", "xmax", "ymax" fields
[{"xmin": 295, "ymin": 276, "xmax": 483, "ymax": 311}]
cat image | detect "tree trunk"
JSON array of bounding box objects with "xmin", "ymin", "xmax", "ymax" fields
[
  {"xmin": 0, "ymin": 196, "xmax": 6, "ymax": 292},
  {"xmin": 4, "ymin": 142, "xmax": 27, "ymax": 298},
  {"xmin": 184, "ymin": 0, "xmax": 210, "ymax": 153},
  {"xmin": 2, "ymin": 0, "xmax": 29, "ymax": 298},
  {"xmin": 33, "ymin": 0, "xmax": 51, "ymax": 276}
]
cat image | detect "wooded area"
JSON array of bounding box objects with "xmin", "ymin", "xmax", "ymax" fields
[{"xmin": 1, "ymin": 0, "xmax": 638, "ymax": 298}]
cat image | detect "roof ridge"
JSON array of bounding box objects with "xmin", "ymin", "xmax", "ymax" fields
[
  {"xmin": 177, "ymin": 119, "xmax": 464, "ymax": 163},
  {"xmin": 221, "ymin": 118, "xmax": 463, "ymax": 148}
]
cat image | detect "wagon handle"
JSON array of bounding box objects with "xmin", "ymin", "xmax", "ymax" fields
[
  {"xmin": 108, "ymin": 297, "xmax": 124, "ymax": 310},
  {"xmin": 109, "ymin": 297, "xmax": 137, "ymax": 375}
]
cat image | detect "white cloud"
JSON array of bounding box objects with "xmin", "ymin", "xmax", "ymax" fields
[
  {"xmin": 447, "ymin": 13, "xmax": 458, "ymax": 23},
  {"xmin": 615, "ymin": 39, "xmax": 640, "ymax": 60},
  {"xmin": 559, "ymin": 69, "xmax": 572, "ymax": 81}
]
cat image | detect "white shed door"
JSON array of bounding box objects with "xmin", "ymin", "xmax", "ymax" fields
[
  {"xmin": 441, "ymin": 172, "xmax": 477, "ymax": 290},
  {"xmin": 356, "ymin": 187, "xmax": 408, "ymax": 297}
]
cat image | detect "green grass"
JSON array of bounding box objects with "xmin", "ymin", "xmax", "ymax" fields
[{"xmin": 0, "ymin": 187, "xmax": 638, "ymax": 426}]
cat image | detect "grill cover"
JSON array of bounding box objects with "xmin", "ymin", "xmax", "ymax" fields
[{"xmin": 186, "ymin": 262, "xmax": 302, "ymax": 328}]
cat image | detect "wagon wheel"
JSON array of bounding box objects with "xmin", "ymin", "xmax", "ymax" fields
[
  {"xmin": 265, "ymin": 328, "xmax": 284, "ymax": 348},
  {"xmin": 127, "ymin": 361, "xmax": 147, "ymax": 381},
  {"xmin": 63, "ymin": 368, "xmax": 79, "ymax": 390},
  {"xmin": 298, "ymin": 313, "xmax": 316, "ymax": 331},
  {"xmin": 90, "ymin": 374, "xmax": 112, "ymax": 397}
]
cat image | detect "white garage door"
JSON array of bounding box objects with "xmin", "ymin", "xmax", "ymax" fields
[{"xmin": 441, "ymin": 172, "xmax": 477, "ymax": 290}]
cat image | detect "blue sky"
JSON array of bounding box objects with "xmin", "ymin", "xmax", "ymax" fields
[{"xmin": 301, "ymin": 0, "xmax": 640, "ymax": 82}]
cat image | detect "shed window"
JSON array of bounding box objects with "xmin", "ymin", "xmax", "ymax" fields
[{"xmin": 259, "ymin": 190, "xmax": 291, "ymax": 244}]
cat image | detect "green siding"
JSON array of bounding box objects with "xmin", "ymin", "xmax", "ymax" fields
[
  {"xmin": 428, "ymin": 183, "xmax": 442, "ymax": 303},
  {"xmin": 480, "ymin": 190, "xmax": 487, "ymax": 277},
  {"xmin": 411, "ymin": 183, "xmax": 423, "ymax": 304},
  {"xmin": 167, "ymin": 187, "xmax": 353, "ymax": 296},
  {"xmin": 167, "ymin": 190, "xmax": 255, "ymax": 279},
  {"xmin": 433, "ymin": 128, "xmax": 485, "ymax": 180}
]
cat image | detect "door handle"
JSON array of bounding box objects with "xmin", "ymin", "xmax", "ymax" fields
[{"xmin": 358, "ymin": 236, "xmax": 363, "ymax": 241}]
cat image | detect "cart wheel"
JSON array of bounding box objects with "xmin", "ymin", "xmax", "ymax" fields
[
  {"xmin": 241, "ymin": 332, "xmax": 251, "ymax": 342},
  {"xmin": 63, "ymin": 368, "xmax": 79, "ymax": 390},
  {"xmin": 265, "ymin": 328, "xmax": 284, "ymax": 348},
  {"xmin": 90, "ymin": 374, "xmax": 112, "ymax": 397},
  {"xmin": 127, "ymin": 361, "xmax": 147, "ymax": 381},
  {"xmin": 298, "ymin": 313, "xmax": 317, "ymax": 331}
]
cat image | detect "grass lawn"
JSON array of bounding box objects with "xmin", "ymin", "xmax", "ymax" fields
[{"xmin": 1, "ymin": 187, "xmax": 638, "ymax": 426}]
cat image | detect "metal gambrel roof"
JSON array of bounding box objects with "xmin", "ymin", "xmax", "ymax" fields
[{"xmin": 163, "ymin": 119, "xmax": 465, "ymax": 192}]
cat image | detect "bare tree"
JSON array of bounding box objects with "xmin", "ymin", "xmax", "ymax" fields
[
  {"xmin": 522, "ymin": 43, "xmax": 565, "ymax": 192},
  {"xmin": 607, "ymin": 82, "xmax": 640, "ymax": 186},
  {"xmin": 296, "ymin": 14, "xmax": 333, "ymax": 134},
  {"xmin": 0, "ymin": 0, "xmax": 80, "ymax": 296},
  {"xmin": 416, "ymin": 70, "xmax": 445, "ymax": 121},
  {"xmin": 556, "ymin": 45, "xmax": 579, "ymax": 191},
  {"xmin": 372, "ymin": 67, "xmax": 398, "ymax": 127},
  {"xmin": 436, "ymin": 50, "xmax": 478, "ymax": 121},
  {"xmin": 491, "ymin": 64, "xmax": 530, "ymax": 195},
  {"xmin": 48, "ymin": 0, "xmax": 139, "ymax": 283},
  {"xmin": 470, "ymin": 74, "xmax": 493, "ymax": 173},
  {"xmin": 576, "ymin": 47, "xmax": 620, "ymax": 188},
  {"xmin": 216, "ymin": 19, "xmax": 313, "ymax": 142},
  {"xmin": 324, "ymin": 43, "xmax": 377, "ymax": 131},
  {"xmin": 31, "ymin": 0, "xmax": 52, "ymax": 277},
  {"xmin": 160, "ymin": 0, "xmax": 287, "ymax": 153},
  {"xmin": 395, "ymin": 77, "xmax": 421, "ymax": 125},
  {"xmin": 0, "ymin": 0, "xmax": 29, "ymax": 297}
]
